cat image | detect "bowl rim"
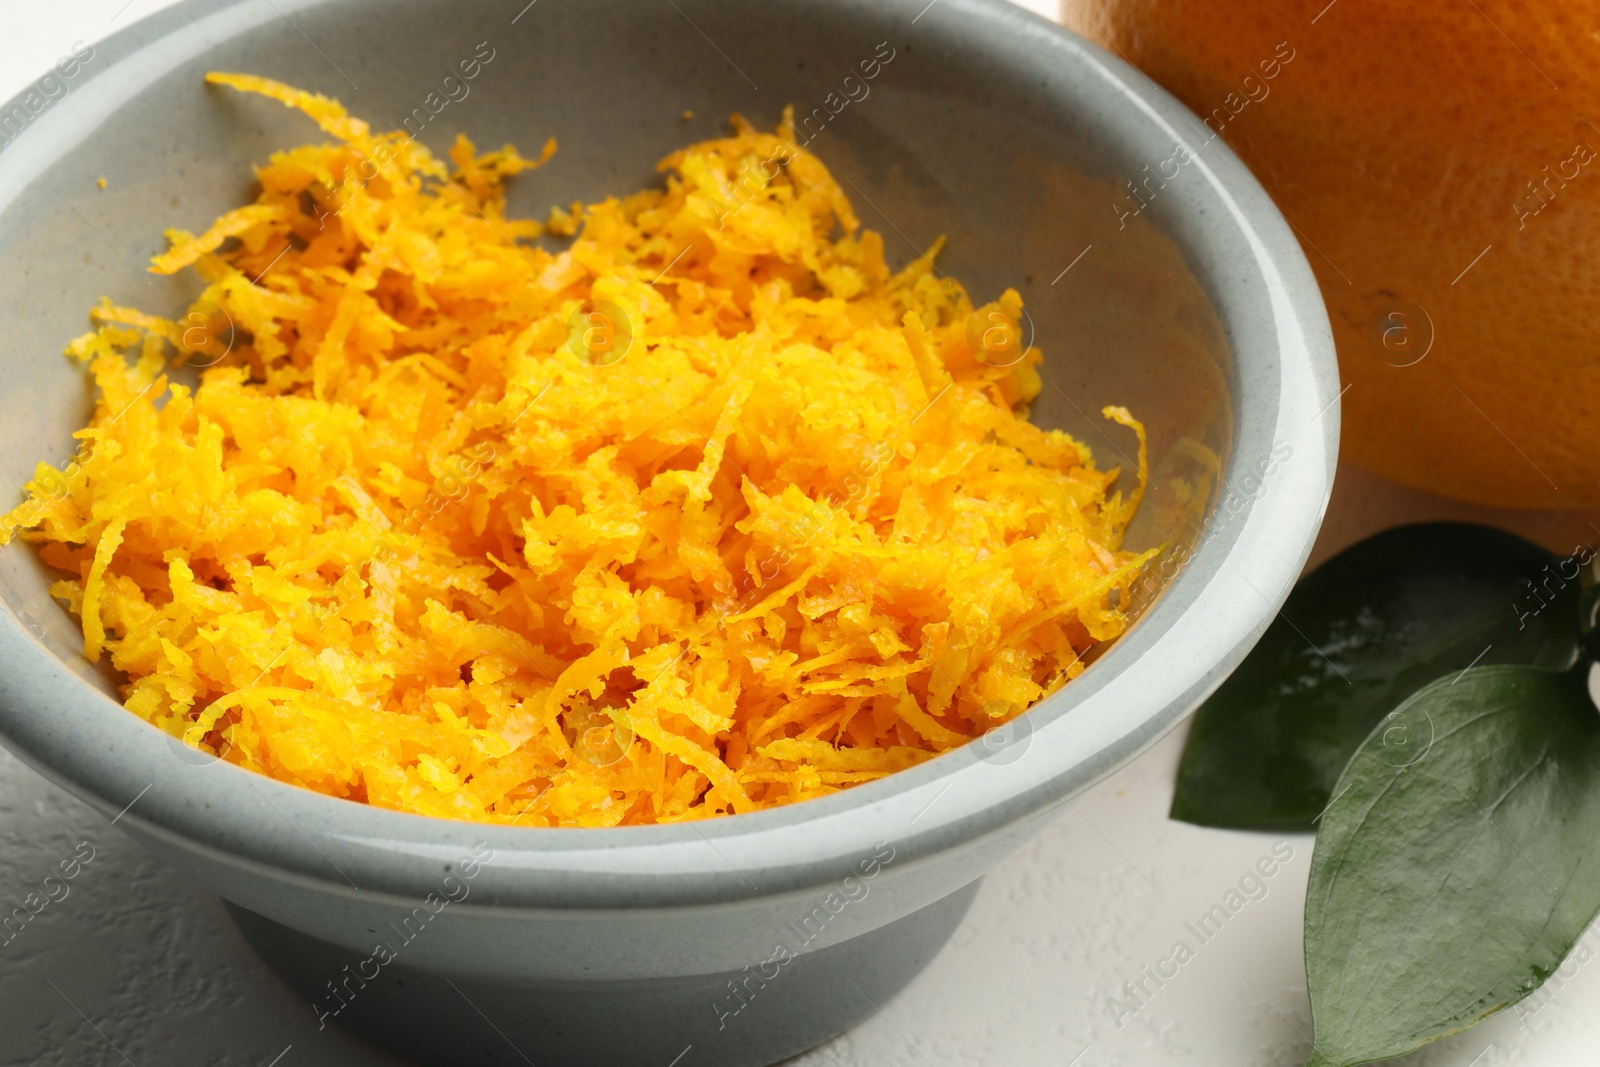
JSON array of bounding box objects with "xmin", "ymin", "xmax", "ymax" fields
[{"xmin": 0, "ymin": 0, "xmax": 1338, "ymax": 910}]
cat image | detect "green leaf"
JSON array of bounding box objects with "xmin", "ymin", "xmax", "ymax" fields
[
  {"xmin": 1304, "ymin": 664, "xmax": 1600, "ymax": 1067},
  {"xmin": 1172, "ymin": 522, "xmax": 1581, "ymax": 830}
]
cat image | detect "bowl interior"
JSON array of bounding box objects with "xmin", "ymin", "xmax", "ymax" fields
[{"xmin": 0, "ymin": 0, "xmax": 1230, "ymax": 696}]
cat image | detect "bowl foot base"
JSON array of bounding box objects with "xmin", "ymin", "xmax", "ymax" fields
[{"xmin": 226, "ymin": 878, "xmax": 980, "ymax": 1067}]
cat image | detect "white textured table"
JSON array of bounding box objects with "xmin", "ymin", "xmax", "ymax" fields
[{"xmin": 4, "ymin": 3, "xmax": 1598, "ymax": 1065}]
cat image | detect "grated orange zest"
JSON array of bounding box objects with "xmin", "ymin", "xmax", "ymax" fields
[{"xmin": 0, "ymin": 75, "xmax": 1155, "ymax": 826}]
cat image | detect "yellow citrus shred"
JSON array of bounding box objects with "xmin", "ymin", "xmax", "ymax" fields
[{"xmin": 0, "ymin": 74, "xmax": 1156, "ymax": 826}]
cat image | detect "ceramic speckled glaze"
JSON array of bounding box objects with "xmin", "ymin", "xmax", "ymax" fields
[{"xmin": 0, "ymin": 1, "xmax": 1337, "ymax": 1063}]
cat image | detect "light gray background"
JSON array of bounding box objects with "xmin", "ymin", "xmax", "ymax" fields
[{"xmin": 2, "ymin": 2, "xmax": 1596, "ymax": 1065}]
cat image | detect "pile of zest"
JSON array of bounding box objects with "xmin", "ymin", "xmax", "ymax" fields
[{"xmin": 0, "ymin": 75, "xmax": 1150, "ymax": 827}]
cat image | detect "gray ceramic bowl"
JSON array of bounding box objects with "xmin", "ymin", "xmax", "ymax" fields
[{"xmin": 0, "ymin": 1, "xmax": 1338, "ymax": 1063}]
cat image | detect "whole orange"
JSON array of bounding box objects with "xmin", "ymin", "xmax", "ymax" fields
[{"xmin": 1063, "ymin": 0, "xmax": 1600, "ymax": 509}]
